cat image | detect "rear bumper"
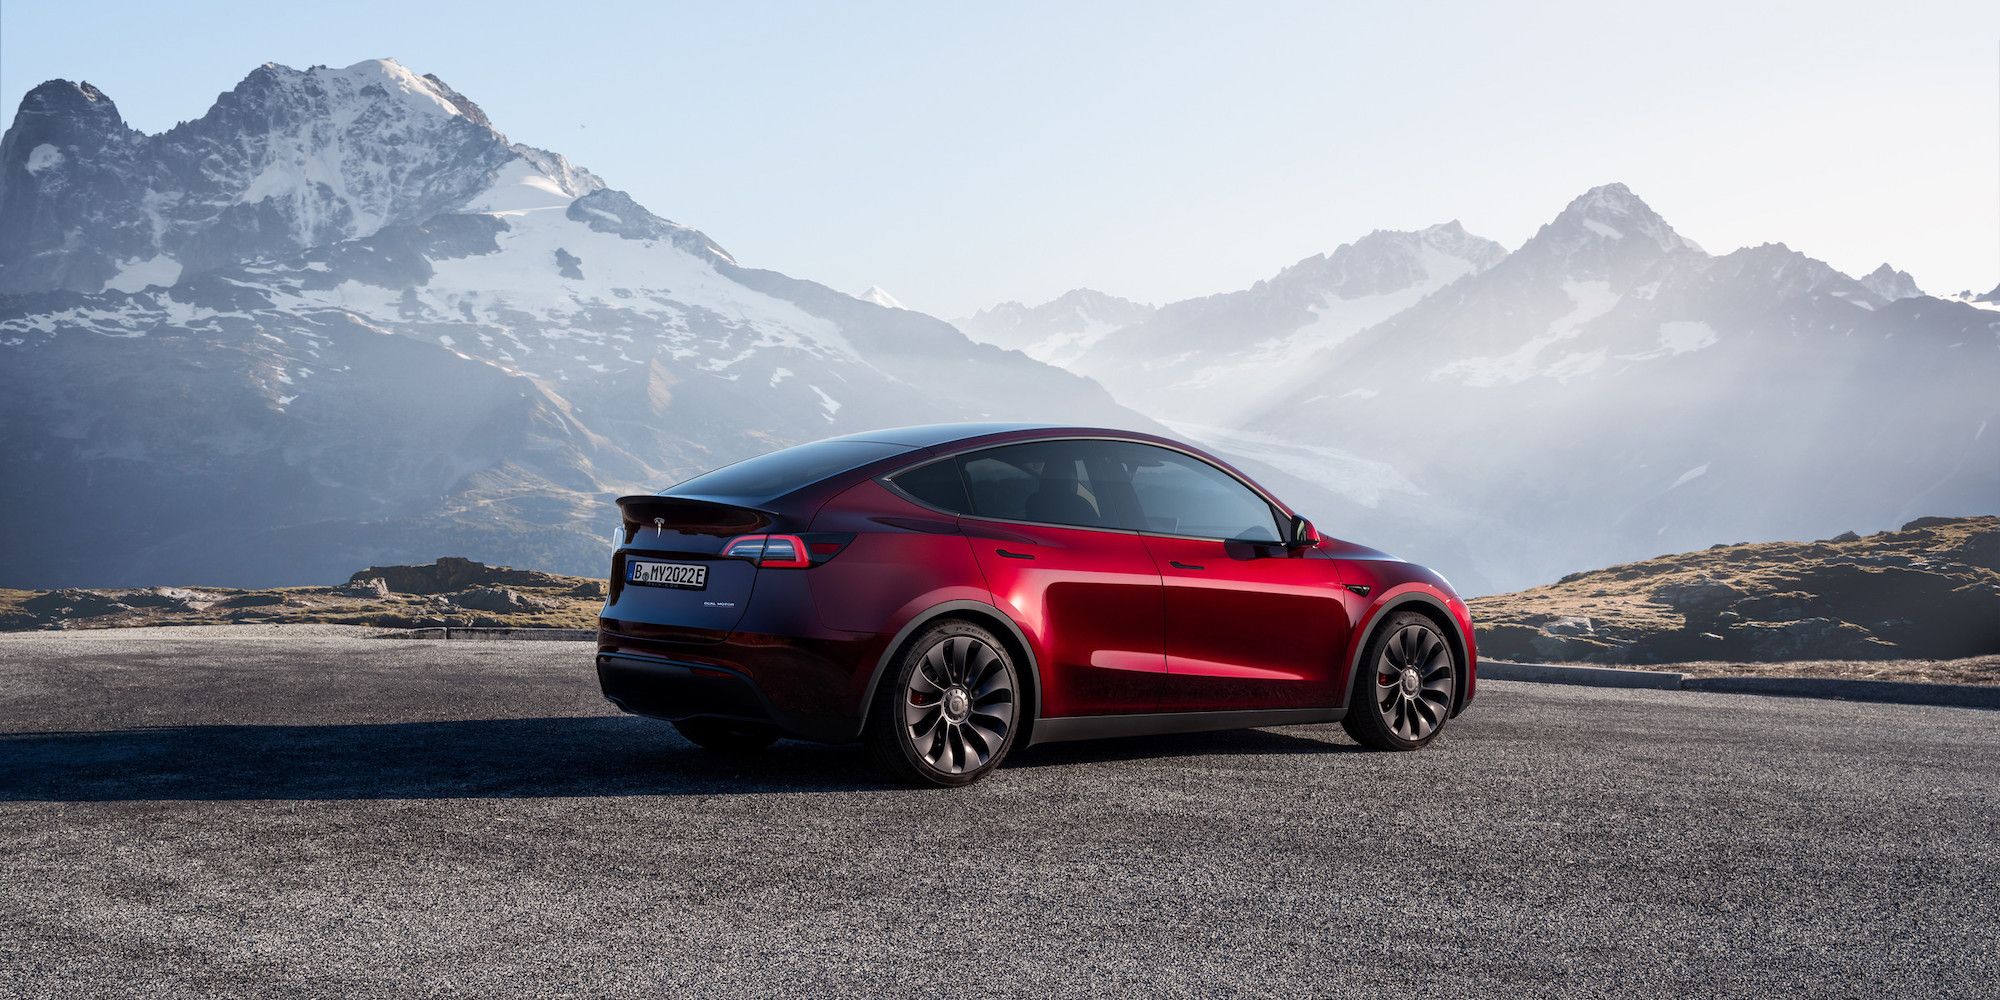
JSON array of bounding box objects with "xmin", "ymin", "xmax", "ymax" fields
[
  {"xmin": 597, "ymin": 652, "xmax": 778, "ymax": 727},
  {"xmin": 597, "ymin": 620, "xmax": 884, "ymax": 743}
]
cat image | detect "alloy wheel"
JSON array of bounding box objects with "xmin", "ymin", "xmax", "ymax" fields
[
  {"xmin": 904, "ymin": 634, "xmax": 1016, "ymax": 774},
  {"xmin": 1375, "ymin": 623, "xmax": 1453, "ymax": 742}
]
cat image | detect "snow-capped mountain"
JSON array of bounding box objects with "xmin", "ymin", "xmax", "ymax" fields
[
  {"xmin": 1236, "ymin": 184, "xmax": 2000, "ymax": 591},
  {"xmin": 957, "ymin": 288, "xmax": 1156, "ymax": 367},
  {"xmin": 1858, "ymin": 263, "xmax": 1923, "ymax": 302},
  {"xmin": 1062, "ymin": 223, "xmax": 1508, "ymax": 427},
  {"xmin": 0, "ymin": 60, "xmax": 587, "ymax": 295},
  {"xmin": 0, "ymin": 60, "xmax": 1158, "ymax": 587},
  {"xmin": 956, "ymin": 183, "xmax": 1998, "ymax": 594}
]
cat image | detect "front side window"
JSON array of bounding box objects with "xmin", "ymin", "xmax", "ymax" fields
[
  {"xmin": 1113, "ymin": 443, "xmax": 1282, "ymax": 541},
  {"xmin": 894, "ymin": 438, "xmax": 1279, "ymax": 540}
]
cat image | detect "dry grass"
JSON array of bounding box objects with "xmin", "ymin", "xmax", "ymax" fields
[{"xmin": 1471, "ymin": 515, "xmax": 2000, "ymax": 676}]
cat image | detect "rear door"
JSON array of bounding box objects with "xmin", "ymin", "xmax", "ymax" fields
[
  {"xmin": 1115, "ymin": 443, "xmax": 1350, "ymax": 712},
  {"xmin": 913, "ymin": 441, "xmax": 1169, "ymax": 718}
]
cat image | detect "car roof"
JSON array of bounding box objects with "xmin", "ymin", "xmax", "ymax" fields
[{"xmin": 825, "ymin": 422, "xmax": 1152, "ymax": 450}]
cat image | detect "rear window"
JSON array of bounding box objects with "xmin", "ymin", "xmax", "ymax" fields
[{"xmin": 667, "ymin": 440, "xmax": 909, "ymax": 503}]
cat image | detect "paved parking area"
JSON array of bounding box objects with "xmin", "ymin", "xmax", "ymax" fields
[{"xmin": 2, "ymin": 628, "xmax": 1996, "ymax": 998}]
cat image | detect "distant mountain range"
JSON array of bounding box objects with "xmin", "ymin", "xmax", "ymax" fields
[
  {"xmin": 4, "ymin": 59, "xmax": 1995, "ymax": 596},
  {"xmin": 0, "ymin": 60, "xmax": 1161, "ymax": 587},
  {"xmin": 965, "ymin": 187, "xmax": 2000, "ymax": 593}
]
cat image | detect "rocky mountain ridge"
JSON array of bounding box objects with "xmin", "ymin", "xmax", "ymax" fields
[{"xmin": 1471, "ymin": 515, "xmax": 2000, "ymax": 669}]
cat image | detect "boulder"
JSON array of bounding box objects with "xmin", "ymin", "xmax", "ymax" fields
[
  {"xmin": 1899, "ymin": 516, "xmax": 1958, "ymax": 532},
  {"xmin": 1649, "ymin": 579, "xmax": 1740, "ymax": 617},
  {"xmin": 349, "ymin": 557, "xmax": 557, "ymax": 595},
  {"xmin": 1726, "ymin": 617, "xmax": 1895, "ymax": 660},
  {"xmin": 446, "ymin": 586, "xmax": 557, "ymax": 613},
  {"xmin": 337, "ymin": 577, "xmax": 391, "ymax": 599},
  {"xmin": 1955, "ymin": 529, "xmax": 2000, "ymax": 572},
  {"xmin": 1545, "ymin": 616, "xmax": 1595, "ymax": 637}
]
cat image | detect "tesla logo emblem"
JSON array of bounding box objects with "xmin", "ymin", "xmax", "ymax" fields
[{"xmin": 654, "ymin": 517, "xmax": 665, "ymax": 537}]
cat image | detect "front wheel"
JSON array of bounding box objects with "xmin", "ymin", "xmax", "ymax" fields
[
  {"xmin": 1340, "ymin": 611, "xmax": 1456, "ymax": 751},
  {"xmin": 865, "ymin": 620, "xmax": 1022, "ymax": 787}
]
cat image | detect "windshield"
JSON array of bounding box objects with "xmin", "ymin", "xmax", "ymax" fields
[{"xmin": 666, "ymin": 439, "xmax": 910, "ymax": 503}]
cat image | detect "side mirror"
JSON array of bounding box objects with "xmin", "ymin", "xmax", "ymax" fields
[{"xmin": 1287, "ymin": 515, "xmax": 1322, "ymax": 548}]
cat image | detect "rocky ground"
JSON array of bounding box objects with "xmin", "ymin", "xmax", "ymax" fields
[
  {"xmin": 0, "ymin": 557, "xmax": 602, "ymax": 632},
  {"xmin": 1472, "ymin": 515, "xmax": 2000, "ymax": 682}
]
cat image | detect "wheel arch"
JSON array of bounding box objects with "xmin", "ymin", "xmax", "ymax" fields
[
  {"xmin": 1343, "ymin": 591, "xmax": 1472, "ymax": 717},
  {"xmin": 855, "ymin": 600, "xmax": 1043, "ymax": 745}
]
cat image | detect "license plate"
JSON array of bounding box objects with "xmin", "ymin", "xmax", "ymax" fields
[{"xmin": 627, "ymin": 559, "xmax": 708, "ymax": 590}]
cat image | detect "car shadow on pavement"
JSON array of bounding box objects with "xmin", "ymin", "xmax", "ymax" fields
[
  {"xmin": 0, "ymin": 717, "xmax": 1367, "ymax": 802},
  {"xmin": 0, "ymin": 716, "xmax": 894, "ymax": 801}
]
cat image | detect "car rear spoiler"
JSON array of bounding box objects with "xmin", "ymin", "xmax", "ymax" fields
[{"xmin": 614, "ymin": 495, "xmax": 779, "ymax": 541}]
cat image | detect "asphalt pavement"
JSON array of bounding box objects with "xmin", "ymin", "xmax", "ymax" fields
[{"xmin": 2, "ymin": 626, "xmax": 1995, "ymax": 998}]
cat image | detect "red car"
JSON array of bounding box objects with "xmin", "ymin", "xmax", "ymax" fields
[{"xmin": 597, "ymin": 424, "xmax": 1475, "ymax": 786}]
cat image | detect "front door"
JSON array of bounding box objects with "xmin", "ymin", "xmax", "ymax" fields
[
  {"xmin": 950, "ymin": 441, "xmax": 1170, "ymax": 717},
  {"xmin": 1117, "ymin": 444, "xmax": 1350, "ymax": 712}
]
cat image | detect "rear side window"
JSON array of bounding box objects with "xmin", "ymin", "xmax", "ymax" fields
[
  {"xmin": 669, "ymin": 440, "xmax": 909, "ymax": 503},
  {"xmin": 954, "ymin": 440, "xmax": 1148, "ymax": 531},
  {"xmin": 887, "ymin": 459, "xmax": 970, "ymax": 513}
]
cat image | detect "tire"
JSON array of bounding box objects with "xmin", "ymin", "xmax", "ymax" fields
[
  {"xmin": 672, "ymin": 718, "xmax": 779, "ymax": 753},
  {"xmin": 865, "ymin": 619, "xmax": 1023, "ymax": 787},
  {"xmin": 1340, "ymin": 610, "xmax": 1457, "ymax": 751}
]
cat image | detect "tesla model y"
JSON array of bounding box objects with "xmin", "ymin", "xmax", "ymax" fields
[{"xmin": 596, "ymin": 424, "xmax": 1476, "ymax": 786}]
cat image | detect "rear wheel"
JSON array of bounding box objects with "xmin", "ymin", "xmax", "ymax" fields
[
  {"xmin": 672, "ymin": 718, "xmax": 779, "ymax": 753},
  {"xmin": 866, "ymin": 620, "xmax": 1021, "ymax": 787},
  {"xmin": 1340, "ymin": 611, "xmax": 1456, "ymax": 751}
]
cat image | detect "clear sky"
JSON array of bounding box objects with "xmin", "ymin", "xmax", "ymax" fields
[{"xmin": 4, "ymin": 1, "xmax": 1998, "ymax": 317}]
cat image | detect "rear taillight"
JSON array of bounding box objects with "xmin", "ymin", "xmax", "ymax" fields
[{"xmin": 722, "ymin": 533, "xmax": 852, "ymax": 568}]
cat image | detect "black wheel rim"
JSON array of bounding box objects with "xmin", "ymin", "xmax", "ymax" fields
[
  {"xmin": 904, "ymin": 635, "xmax": 1015, "ymax": 774},
  {"xmin": 1375, "ymin": 623, "xmax": 1452, "ymax": 742}
]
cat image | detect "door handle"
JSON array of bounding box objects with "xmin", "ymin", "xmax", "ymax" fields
[
  {"xmin": 996, "ymin": 548, "xmax": 1036, "ymax": 560},
  {"xmin": 1169, "ymin": 560, "xmax": 1205, "ymax": 571}
]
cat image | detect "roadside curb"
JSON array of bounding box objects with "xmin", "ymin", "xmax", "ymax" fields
[
  {"xmin": 394, "ymin": 627, "xmax": 594, "ymax": 641},
  {"xmin": 1678, "ymin": 675, "xmax": 2000, "ymax": 710},
  {"xmin": 1481, "ymin": 661, "xmax": 1684, "ymax": 690},
  {"xmin": 1485, "ymin": 660, "xmax": 2000, "ymax": 710}
]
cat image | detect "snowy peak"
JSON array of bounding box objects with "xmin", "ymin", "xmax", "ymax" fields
[
  {"xmin": 12, "ymin": 78, "xmax": 128, "ymax": 128},
  {"xmin": 224, "ymin": 58, "xmax": 471, "ymax": 124},
  {"xmin": 1859, "ymin": 263, "xmax": 1923, "ymax": 301},
  {"xmin": 1518, "ymin": 183, "xmax": 1703, "ymax": 268},
  {"xmin": 1269, "ymin": 222, "xmax": 1506, "ymax": 300},
  {"xmin": 858, "ymin": 285, "xmax": 905, "ymax": 309},
  {"xmin": 0, "ymin": 58, "xmax": 594, "ymax": 294},
  {"xmin": 958, "ymin": 288, "xmax": 1155, "ymax": 364}
]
